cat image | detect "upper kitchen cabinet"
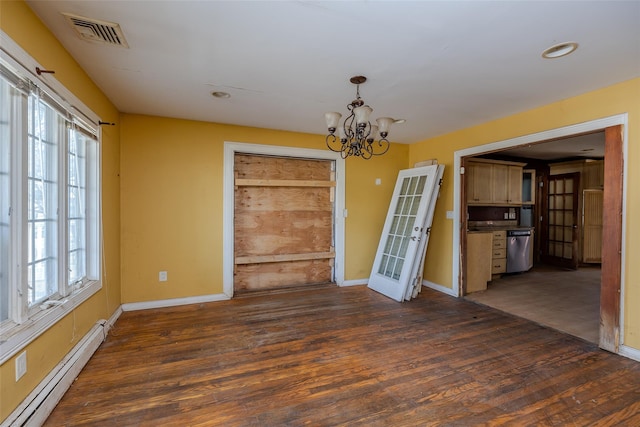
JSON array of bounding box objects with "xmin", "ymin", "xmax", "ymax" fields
[
  {"xmin": 466, "ymin": 161, "xmax": 493, "ymax": 204},
  {"xmin": 466, "ymin": 159, "xmax": 526, "ymax": 206},
  {"xmin": 522, "ymin": 169, "xmax": 536, "ymax": 205}
]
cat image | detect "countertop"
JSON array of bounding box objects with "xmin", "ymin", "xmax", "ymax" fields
[{"xmin": 468, "ymin": 226, "xmax": 535, "ymax": 233}]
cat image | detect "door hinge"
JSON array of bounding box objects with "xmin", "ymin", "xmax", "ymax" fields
[
  {"xmin": 460, "ymin": 166, "xmax": 465, "ymax": 175},
  {"xmin": 438, "ymin": 178, "xmax": 443, "ymax": 186}
]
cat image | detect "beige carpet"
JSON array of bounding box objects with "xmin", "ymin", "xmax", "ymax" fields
[{"xmin": 465, "ymin": 264, "xmax": 601, "ymax": 343}]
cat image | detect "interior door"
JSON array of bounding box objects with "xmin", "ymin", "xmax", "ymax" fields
[
  {"xmin": 543, "ymin": 172, "xmax": 580, "ymax": 269},
  {"xmin": 368, "ymin": 165, "xmax": 441, "ymax": 302},
  {"xmin": 404, "ymin": 165, "xmax": 445, "ymax": 300}
]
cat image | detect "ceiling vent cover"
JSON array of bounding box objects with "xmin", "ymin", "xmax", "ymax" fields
[{"xmin": 62, "ymin": 13, "xmax": 129, "ymax": 48}]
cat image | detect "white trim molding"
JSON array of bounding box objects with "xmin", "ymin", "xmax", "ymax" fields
[
  {"xmin": 222, "ymin": 142, "xmax": 346, "ymax": 298},
  {"xmin": 121, "ymin": 293, "xmax": 230, "ymax": 312},
  {"xmin": 341, "ymin": 279, "xmax": 367, "ymax": 287},
  {"xmin": 619, "ymin": 345, "xmax": 640, "ymax": 363},
  {"xmin": 422, "ymin": 280, "xmax": 458, "ymax": 297},
  {"xmin": 0, "ymin": 281, "xmax": 102, "ymax": 365}
]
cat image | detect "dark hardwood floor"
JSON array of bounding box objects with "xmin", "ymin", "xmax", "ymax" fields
[{"xmin": 45, "ymin": 286, "xmax": 640, "ymax": 426}]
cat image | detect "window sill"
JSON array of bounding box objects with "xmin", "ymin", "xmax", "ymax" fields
[{"xmin": 0, "ymin": 280, "xmax": 102, "ymax": 365}]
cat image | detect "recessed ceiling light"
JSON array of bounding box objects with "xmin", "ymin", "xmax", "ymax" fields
[
  {"xmin": 542, "ymin": 42, "xmax": 578, "ymax": 59},
  {"xmin": 212, "ymin": 91, "xmax": 231, "ymax": 99}
]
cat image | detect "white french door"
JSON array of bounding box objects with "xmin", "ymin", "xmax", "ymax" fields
[
  {"xmin": 368, "ymin": 165, "xmax": 443, "ymax": 301},
  {"xmin": 404, "ymin": 164, "xmax": 444, "ymax": 300}
]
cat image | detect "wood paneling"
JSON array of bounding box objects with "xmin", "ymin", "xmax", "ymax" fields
[
  {"xmin": 44, "ymin": 286, "xmax": 640, "ymax": 426},
  {"xmin": 234, "ymin": 154, "xmax": 335, "ymax": 293},
  {"xmin": 234, "ymin": 208, "xmax": 332, "ymax": 255},
  {"xmin": 235, "ymin": 154, "xmax": 331, "ymax": 180},
  {"xmin": 234, "ymin": 260, "xmax": 332, "ymax": 292},
  {"xmin": 583, "ymin": 189, "xmax": 603, "ymax": 263},
  {"xmin": 234, "ymin": 187, "xmax": 332, "ymax": 212},
  {"xmin": 600, "ymin": 125, "xmax": 623, "ymax": 352}
]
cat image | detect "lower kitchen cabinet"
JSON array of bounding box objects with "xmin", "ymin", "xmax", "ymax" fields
[
  {"xmin": 466, "ymin": 232, "xmax": 493, "ymax": 293},
  {"xmin": 491, "ymin": 230, "xmax": 507, "ymax": 275}
]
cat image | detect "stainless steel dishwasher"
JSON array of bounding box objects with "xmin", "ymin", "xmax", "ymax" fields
[{"xmin": 506, "ymin": 229, "xmax": 533, "ymax": 273}]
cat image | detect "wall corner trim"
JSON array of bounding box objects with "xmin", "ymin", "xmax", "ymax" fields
[
  {"xmin": 618, "ymin": 344, "xmax": 640, "ymax": 363},
  {"xmin": 340, "ymin": 279, "xmax": 368, "ymax": 287},
  {"xmin": 121, "ymin": 293, "xmax": 230, "ymax": 312},
  {"xmin": 422, "ymin": 280, "xmax": 458, "ymax": 297}
]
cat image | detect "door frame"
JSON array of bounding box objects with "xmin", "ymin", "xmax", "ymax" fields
[
  {"xmin": 223, "ymin": 142, "xmax": 346, "ymax": 298},
  {"xmin": 452, "ymin": 114, "xmax": 628, "ymax": 353}
]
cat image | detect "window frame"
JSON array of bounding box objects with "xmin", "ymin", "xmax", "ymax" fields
[{"xmin": 0, "ymin": 31, "xmax": 102, "ymax": 365}]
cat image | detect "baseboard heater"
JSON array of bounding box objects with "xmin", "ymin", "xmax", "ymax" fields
[{"xmin": 3, "ymin": 319, "xmax": 112, "ymax": 427}]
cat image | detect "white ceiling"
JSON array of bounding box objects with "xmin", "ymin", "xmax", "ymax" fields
[
  {"xmin": 496, "ymin": 131, "xmax": 605, "ymax": 161},
  {"xmin": 25, "ymin": 1, "xmax": 640, "ymax": 146}
]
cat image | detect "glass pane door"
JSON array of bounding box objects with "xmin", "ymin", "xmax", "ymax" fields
[{"xmin": 368, "ymin": 165, "xmax": 441, "ymax": 301}]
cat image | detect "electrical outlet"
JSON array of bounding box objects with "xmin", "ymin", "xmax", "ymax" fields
[
  {"xmin": 159, "ymin": 271, "xmax": 168, "ymax": 282},
  {"xmin": 16, "ymin": 351, "xmax": 27, "ymax": 381}
]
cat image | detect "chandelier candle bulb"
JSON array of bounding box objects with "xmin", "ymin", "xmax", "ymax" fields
[
  {"xmin": 325, "ymin": 112, "xmax": 342, "ymax": 132},
  {"xmin": 354, "ymin": 105, "xmax": 373, "ymax": 125},
  {"xmin": 338, "ymin": 126, "xmax": 347, "ymax": 141},
  {"xmin": 368, "ymin": 124, "xmax": 379, "ymax": 143},
  {"xmin": 376, "ymin": 117, "xmax": 394, "ymax": 136}
]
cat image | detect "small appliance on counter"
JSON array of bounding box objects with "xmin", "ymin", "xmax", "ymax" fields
[{"xmin": 520, "ymin": 205, "xmax": 534, "ymax": 227}]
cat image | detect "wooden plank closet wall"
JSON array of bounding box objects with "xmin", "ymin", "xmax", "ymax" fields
[{"xmin": 234, "ymin": 154, "xmax": 335, "ymax": 293}]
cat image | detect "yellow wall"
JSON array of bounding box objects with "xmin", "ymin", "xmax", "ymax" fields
[
  {"xmin": 409, "ymin": 77, "xmax": 640, "ymax": 348},
  {"xmin": 0, "ymin": 1, "xmax": 121, "ymax": 420},
  {"xmin": 120, "ymin": 114, "xmax": 408, "ymax": 303}
]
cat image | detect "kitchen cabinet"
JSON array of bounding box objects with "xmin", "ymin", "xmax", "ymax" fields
[
  {"xmin": 466, "ymin": 159, "xmax": 526, "ymax": 206},
  {"xmin": 522, "ymin": 169, "xmax": 536, "ymax": 205},
  {"xmin": 491, "ymin": 230, "xmax": 507, "ymax": 275},
  {"xmin": 466, "ymin": 161, "xmax": 493, "ymax": 204},
  {"xmin": 466, "ymin": 232, "xmax": 493, "ymax": 293}
]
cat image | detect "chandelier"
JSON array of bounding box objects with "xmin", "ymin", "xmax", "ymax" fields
[{"xmin": 324, "ymin": 76, "xmax": 403, "ymax": 159}]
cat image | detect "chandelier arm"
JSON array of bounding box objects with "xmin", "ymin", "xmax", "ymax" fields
[
  {"xmin": 371, "ymin": 137, "xmax": 391, "ymax": 156},
  {"xmin": 326, "ymin": 134, "xmax": 343, "ymax": 153},
  {"xmin": 361, "ymin": 144, "xmax": 373, "ymax": 160}
]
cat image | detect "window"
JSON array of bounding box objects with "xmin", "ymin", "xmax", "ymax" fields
[{"xmin": 0, "ymin": 39, "xmax": 101, "ymax": 362}]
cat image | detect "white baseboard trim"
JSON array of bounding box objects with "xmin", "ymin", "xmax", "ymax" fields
[
  {"xmin": 340, "ymin": 279, "xmax": 367, "ymax": 287},
  {"xmin": 3, "ymin": 318, "xmax": 113, "ymax": 427},
  {"xmin": 618, "ymin": 344, "xmax": 640, "ymax": 362},
  {"xmin": 422, "ymin": 280, "xmax": 458, "ymax": 297},
  {"xmin": 121, "ymin": 293, "xmax": 230, "ymax": 312}
]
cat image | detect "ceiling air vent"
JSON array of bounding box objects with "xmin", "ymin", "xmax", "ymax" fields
[{"xmin": 62, "ymin": 13, "xmax": 129, "ymax": 48}]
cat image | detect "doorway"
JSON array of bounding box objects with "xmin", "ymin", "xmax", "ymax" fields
[
  {"xmin": 223, "ymin": 142, "xmax": 345, "ymax": 298},
  {"xmin": 454, "ymin": 116, "xmax": 626, "ymax": 353}
]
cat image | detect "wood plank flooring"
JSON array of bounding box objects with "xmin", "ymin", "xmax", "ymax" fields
[{"xmin": 45, "ymin": 286, "xmax": 640, "ymax": 426}]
